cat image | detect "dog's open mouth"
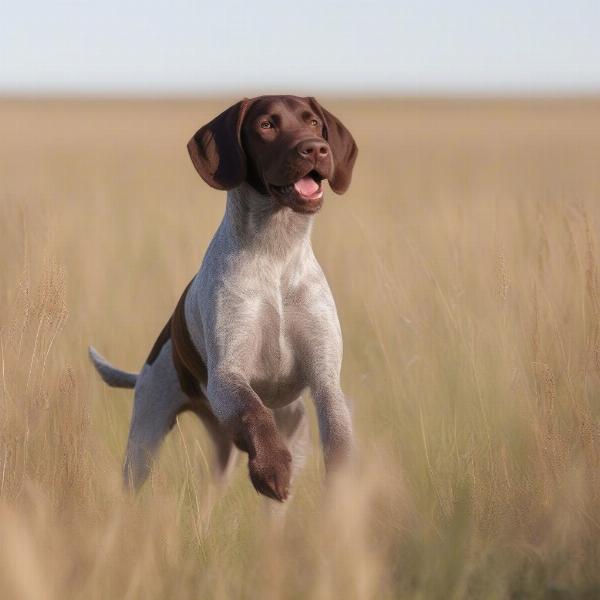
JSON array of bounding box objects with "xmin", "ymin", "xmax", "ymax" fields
[{"xmin": 271, "ymin": 170, "xmax": 324, "ymax": 203}]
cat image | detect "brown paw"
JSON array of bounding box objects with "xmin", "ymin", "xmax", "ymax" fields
[{"xmin": 248, "ymin": 444, "xmax": 292, "ymax": 502}]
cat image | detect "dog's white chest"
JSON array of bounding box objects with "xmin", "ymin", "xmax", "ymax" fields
[{"xmin": 248, "ymin": 291, "xmax": 305, "ymax": 408}]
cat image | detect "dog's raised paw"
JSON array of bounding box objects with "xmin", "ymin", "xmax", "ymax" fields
[{"xmin": 248, "ymin": 444, "xmax": 292, "ymax": 502}]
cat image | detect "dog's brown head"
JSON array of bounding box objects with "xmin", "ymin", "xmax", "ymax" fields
[{"xmin": 187, "ymin": 95, "xmax": 358, "ymax": 214}]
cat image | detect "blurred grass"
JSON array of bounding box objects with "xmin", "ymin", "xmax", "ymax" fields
[{"xmin": 1, "ymin": 97, "xmax": 600, "ymax": 599}]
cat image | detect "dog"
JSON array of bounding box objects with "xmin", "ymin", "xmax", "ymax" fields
[{"xmin": 89, "ymin": 95, "xmax": 358, "ymax": 502}]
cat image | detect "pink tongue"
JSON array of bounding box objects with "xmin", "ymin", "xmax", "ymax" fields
[{"xmin": 294, "ymin": 176, "xmax": 319, "ymax": 196}]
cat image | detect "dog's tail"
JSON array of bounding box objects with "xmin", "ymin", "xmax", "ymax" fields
[{"xmin": 88, "ymin": 346, "xmax": 138, "ymax": 389}]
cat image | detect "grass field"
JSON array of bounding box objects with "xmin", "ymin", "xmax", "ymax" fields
[{"xmin": 1, "ymin": 97, "xmax": 600, "ymax": 599}]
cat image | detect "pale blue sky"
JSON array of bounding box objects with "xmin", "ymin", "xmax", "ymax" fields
[{"xmin": 2, "ymin": 0, "xmax": 600, "ymax": 95}]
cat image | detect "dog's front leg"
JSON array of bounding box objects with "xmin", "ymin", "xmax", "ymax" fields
[
  {"xmin": 312, "ymin": 384, "xmax": 354, "ymax": 471},
  {"xmin": 207, "ymin": 372, "xmax": 292, "ymax": 502}
]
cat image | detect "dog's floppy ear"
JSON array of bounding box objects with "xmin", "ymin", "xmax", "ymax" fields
[
  {"xmin": 187, "ymin": 99, "xmax": 252, "ymax": 190},
  {"xmin": 307, "ymin": 98, "xmax": 358, "ymax": 194}
]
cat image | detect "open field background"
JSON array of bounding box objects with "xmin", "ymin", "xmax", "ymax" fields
[{"xmin": 1, "ymin": 97, "xmax": 600, "ymax": 599}]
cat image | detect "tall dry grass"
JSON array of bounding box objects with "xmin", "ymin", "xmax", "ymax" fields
[{"xmin": 1, "ymin": 98, "xmax": 600, "ymax": 599}]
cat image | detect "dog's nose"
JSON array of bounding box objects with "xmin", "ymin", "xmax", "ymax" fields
[{"xmin": 296, "ymin": 140, "xmax": 329, "ymax": 159}]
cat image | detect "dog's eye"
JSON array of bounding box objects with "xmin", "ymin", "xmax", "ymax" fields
[
  {"xmin": 310, "ymin": 119, "xmax": 319, "ymax": 127},
  {"xmin": 260, "ymin": 121, "xmax": 272, "ymax": 129}
]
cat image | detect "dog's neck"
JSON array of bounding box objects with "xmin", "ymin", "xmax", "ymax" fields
[{"xmin": 223, "ymin": 184, "xmax": 314, "ymax": 261}]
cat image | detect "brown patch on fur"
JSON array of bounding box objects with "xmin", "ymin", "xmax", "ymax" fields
[
  {"xmin": 145, "ymin": 285, "xmax": 225, "ymax": 441},
  {"xmin": 145, "ymin": 282, "xmax": 208, "ymax": 401},
  {"xmin": 146, "ymin": 319, "xmax": 171, "ymax": 366},
  {"xmin": 170, "ymin": 282, "xmax": 207, "ymax": 398}
]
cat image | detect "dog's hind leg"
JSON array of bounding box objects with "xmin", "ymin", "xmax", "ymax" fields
[{"xmin": 123, "ymin": 339, "xmax": 188, "ymax": 490}]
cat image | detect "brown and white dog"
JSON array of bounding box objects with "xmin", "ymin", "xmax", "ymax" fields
[{"xmin": 89, "ymin": 95, "xmax": 358, "ymax": 502}]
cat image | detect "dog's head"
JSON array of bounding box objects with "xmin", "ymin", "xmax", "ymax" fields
[{"xmin": 187, "ymin": 95, "xmax": 358, "ymax": 214}]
